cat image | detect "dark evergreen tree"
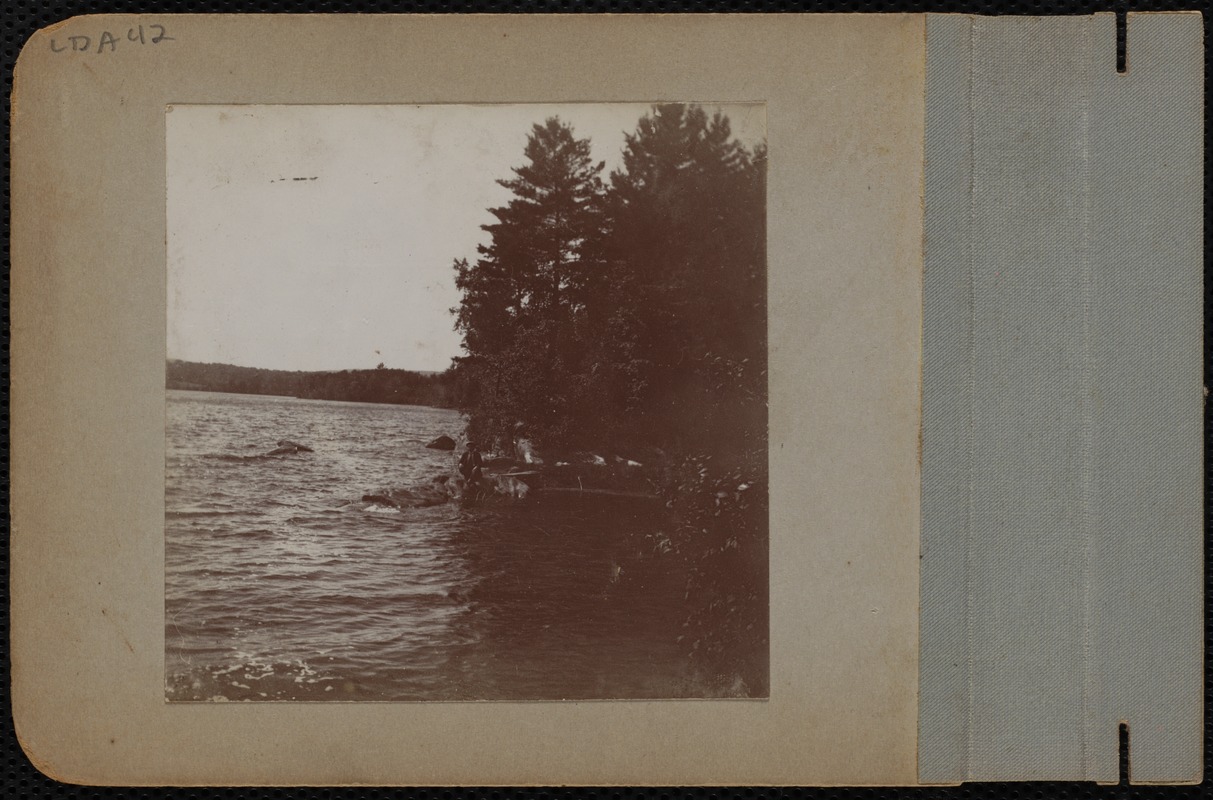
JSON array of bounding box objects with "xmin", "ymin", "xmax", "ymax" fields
[
  {"xmin": 600, "ymin": 106, "xmax": 768, "ymax": 696},
  {"xmin": 447, "ymin": 104, "xmax": 769, "ymax": 696},
  {"xmin": 450, "ymin": 105, "xmax": 766, "ymax": 460},
  {"xmin": 597, "ymin": 104, "xmax": 767, "ymax": 457},
  {"xmin": 452, "ymin": 117, "xmax": 606, "ymax": 449}
]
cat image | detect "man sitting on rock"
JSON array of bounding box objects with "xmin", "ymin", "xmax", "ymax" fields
[{"xmin": 458, "ymin": 441, "xmax": 485, "ymax": 498}]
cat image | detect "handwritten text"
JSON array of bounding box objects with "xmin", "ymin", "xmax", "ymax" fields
[{"xmin": 50, "ymin": 25, "xmax": 174, "ymax": 55}]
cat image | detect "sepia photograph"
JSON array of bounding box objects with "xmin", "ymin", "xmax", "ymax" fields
[{"xmin": 165, "ymin": 102, "xmax": 768, "ymax": 702}]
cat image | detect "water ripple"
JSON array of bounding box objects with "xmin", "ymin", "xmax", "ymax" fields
[{"xmin": 166, "ymin": 390, "xmax": 697, "ymax": 702}]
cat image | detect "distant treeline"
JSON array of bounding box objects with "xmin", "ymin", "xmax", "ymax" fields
[{"xmin": 167, "ymin": 360, "xmax": 456, "ymax": 408}]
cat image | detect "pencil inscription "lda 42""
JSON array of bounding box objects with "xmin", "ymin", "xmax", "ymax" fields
[{"xmin": 50, "ymin": 25, "xmax": 174, "ymax": 54}]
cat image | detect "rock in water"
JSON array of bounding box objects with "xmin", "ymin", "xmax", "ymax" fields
[
  {"xmin": 266, "ymin": 440, "xmax": 313, "ymax": 456},
  {"xmin": 362, "ymin": 476, "xmax": 458, "ymax": 510},
  {"xmin": 425, "ymin": 435, "xmax": 457, "ymax": 451}
]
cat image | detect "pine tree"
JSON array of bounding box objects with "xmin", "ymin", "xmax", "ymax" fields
[
  {"xmin": 605, "ymin": 106, "xmax": 769, "ymax": 697},
  {"xmin": 450, "ymin": 106, "xmax": 765, "ymax": 459},
  {"xmin": 599, "ymin": 104, "xmax": 767, "ymax": 456},
  {"xmin": 451, "ymin": 117, "xmax": 606, "ymax": 449}
]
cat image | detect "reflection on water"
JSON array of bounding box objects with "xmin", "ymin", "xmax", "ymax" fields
[{"xmin": 166, "ymin": 390, "xmax": 707, "ymax": 701}]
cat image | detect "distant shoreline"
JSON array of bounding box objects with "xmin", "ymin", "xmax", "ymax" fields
[
  {"xmin": 166, "ymin": 359, "xmax": 457, "ymax": 410},
  {"xmin": 167, "ymin": 387, "xmax": 459, "ymax": 413}
]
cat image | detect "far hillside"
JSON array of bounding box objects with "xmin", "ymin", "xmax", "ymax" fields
[{"xmin": 167, "ymin": 359, "xmax": 456, "ymax": 409}]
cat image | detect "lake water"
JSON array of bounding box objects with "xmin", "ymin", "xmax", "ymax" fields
[{"xmin": 165, "ymin": 389, "xmax": 702, "ymax": 701}]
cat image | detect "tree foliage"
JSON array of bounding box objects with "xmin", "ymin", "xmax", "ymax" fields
[
  {"xmin": 452, "ymin": 118, "xmax": 607, "ymax": 449},
  {"xmin": 451, "ymin": 106, "xmax": 766, "ymax": 465},
  {"xmin": 451, "ymin": 107, "xmax": 769, "ymax": 694},
  {"xmin": 601, "ymin": 105, "xmax": 766, "ymax": 458}
]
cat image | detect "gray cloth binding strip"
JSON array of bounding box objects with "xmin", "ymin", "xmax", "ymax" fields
[{"xmin": 919, "ymin": 13, "xmax": 1203, "ymax": 784}]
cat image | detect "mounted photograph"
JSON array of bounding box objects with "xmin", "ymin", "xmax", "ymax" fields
[{"xmin": 165, "ymin": 102, "xmax": 768, "ymax": 702}]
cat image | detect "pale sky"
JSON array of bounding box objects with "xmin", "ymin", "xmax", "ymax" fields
[{"xmin": 167, "ymin": 103, "xmax": 766, "ymax": 372}]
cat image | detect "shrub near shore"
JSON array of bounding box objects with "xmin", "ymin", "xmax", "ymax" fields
[{"xmin": 662, "ymin": 450, "xmax": 769, "ymax": 697}]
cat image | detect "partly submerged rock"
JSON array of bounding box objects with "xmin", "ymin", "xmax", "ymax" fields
[
  {"xmin": 425, "ymin": 435, "xmax": 457, "ymax": 451},
  {"xmin": 361, "ymin": 476, "xmax": 459, "ymax": 510},
  {"xmin": 266, "ymin": 439, "xmax": 313, "ymax": 456}
]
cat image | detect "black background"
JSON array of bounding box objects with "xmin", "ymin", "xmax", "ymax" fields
[{"xmin": 1, "ymin": 1, "xmax": 1208, "ymax": 796}]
